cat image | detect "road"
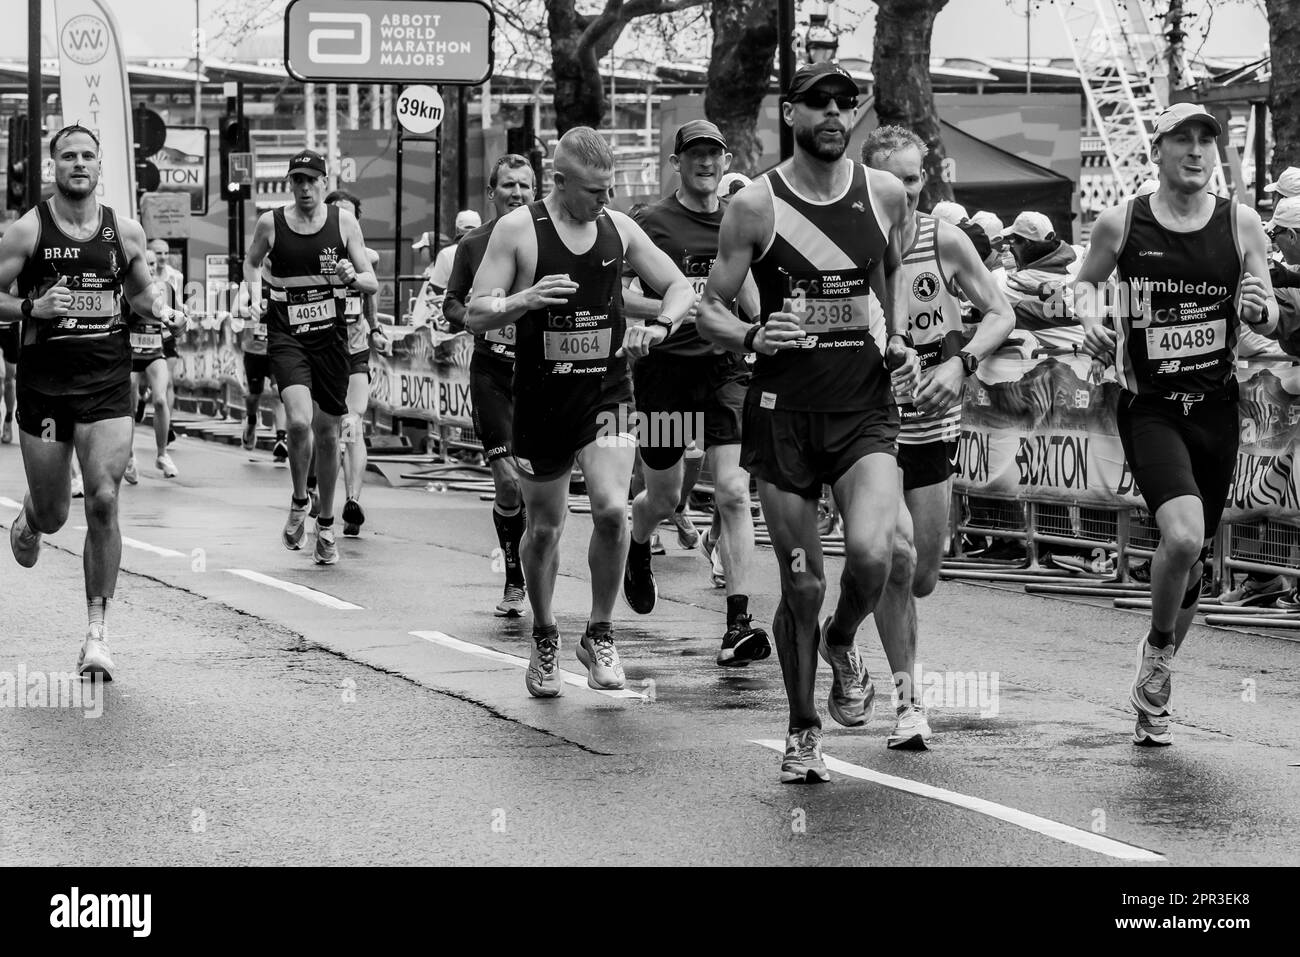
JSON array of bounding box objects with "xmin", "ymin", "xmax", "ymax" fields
[{"xmin": 1, "ymin": 420, "xmax": 1297, "ymax": 867}]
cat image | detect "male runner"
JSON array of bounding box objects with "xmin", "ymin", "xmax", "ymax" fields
[
  {"xmin": 698, "ymin": 62, "xmax": 917, "ymax": 783},
  {"xmin": 862, "ymin": 126, "xmax": 1015, "ymax": 748},
  {"xmin": 148, "ymin": 239, "xmax": 183, "ymax": 447},
  {"xmin": 325, "ymin": 189, "xmax": 387, "ymax": 536},
  {"xmin": 622, "ymin": 119, "xmax": 771, "ymax": 666},
  {"xmin": 0, "ymin": 124, "xmax": 181, "ymax": 678},
  {"xmin": 443, "ymin": 154, "xmax": 536, "ymax": 617},
  {"xmin": 126, "ymin": 244, "xmax": 183, "ymax": 480},
  {"xmin": 1075, "ymin": 102, "xmax": 1276, "ymax": 745},
  {"xmin": 239, "ymin": 265, "xmax": 289, "ymax": 460},
  {"xmin": 467, "ymin": 127, "xmax": 695, "ymax": 696},
  {"xmin": 244, "ymin": 149, "xmax": 377, "ymax": 565}
]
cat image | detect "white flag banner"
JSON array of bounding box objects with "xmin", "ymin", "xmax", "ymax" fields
[{"xmin": 53, "ymin": 0, "xmax": 135, "ymax": 216}]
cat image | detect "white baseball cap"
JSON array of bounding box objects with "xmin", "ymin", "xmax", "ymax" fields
[
  {"xmin": 970, "ymin": 210, "xmax": 1004, "ymax": 243},
  {"xmin": 1265, "ymin": 167, "xmax": 1300, "ymax": 198},
  {"xmin": 930, "ymin": 201, "xmax": 968, "ymax": 225},
  {"xmin": 455, "ymin": 210, "xmax": 482, "ymax": 233},
  {"xmin": 1267, "ymin": 195, "xmax": 1300, "ymax": 232},
  {"xmin": 1007, "ymin": 210, "xmax": 1055, "ymax": 242},
  {"xmin": 411, "ymin": 231, "xmax": 432, "ymax": 250}
]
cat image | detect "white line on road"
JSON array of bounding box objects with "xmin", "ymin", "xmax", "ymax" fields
[
  {"xmin": 752, "ymin": 740, "xmax": 1165, "ymax": 862},
  {"xmin": 226, "ymin": 569, "xmax": 364, "ymax": 610},
  {"xmin": 412, "ymin": 630, "xmax": 648, "ymax": 701},
  {"xmin": 71, "ymin": 526, "xmax": 186, "ymax": 558},
  {"xmin": 0, "ymin": 497, "xmax": 21, "ymax": 509}
]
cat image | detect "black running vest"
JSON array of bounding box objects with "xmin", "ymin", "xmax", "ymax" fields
[
  {"xmin": 266, "ymin": 205, "xmax": 347, "ymax": 341},
  {"xmin": 16, "ymin": 201, "xmax": 130, "ymax": 395},
  {"xmin": 750, "ymin": 163, "xmax": 890, "ymax": 412},
  {"xmin": 630, "ymin": 194, "xmax": 724, "ymax": 358},
  {"xmin": 451, "ymin": 219, "xmax": 516, "ymax": 368},
  {"xmin": 1114, "ymin": 195, "xmax": 1242, "ymax": 396}
]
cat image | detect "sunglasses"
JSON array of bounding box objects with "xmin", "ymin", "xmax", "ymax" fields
[{"xmin": 794, "ymin": 90, "xmax": 858, "ymax": 111}]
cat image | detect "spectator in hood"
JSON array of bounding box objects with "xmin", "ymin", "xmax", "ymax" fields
[{"xmin": 1001, "ymin": 210, "xmax": 1082, "ymax": 352}]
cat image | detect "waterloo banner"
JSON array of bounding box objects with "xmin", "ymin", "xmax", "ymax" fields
[
  {"xmin": 53, "ymin": 0, "xmax": 135, "ymax": 216},
  {"xmin": 956, "ymin": 353, "xmax": 1300, "ymax": 524}
]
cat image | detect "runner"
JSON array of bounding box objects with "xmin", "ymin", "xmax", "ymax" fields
[
  {"xmin": 244, "ymin": 149, "xmax": 377, "ymax": 565},
  {"xmin": 0, "ymin": 124, "xmax": 182, "ymax": 679},
  {"xmin": 443, "ymin": 153, "xmax": 536, "ymax": 617},
  {"xmin": 1075, "ymin": 102, "xmax": 1276, "ymax": 746},
  {"xmin": 238, "ymin": 270, "xmax": 288, "ymax": 460},
  {"xmin": 125, "ymin": 244, "xmax": 184, "ymax": 480},
  {"xmin": 148, "ymin": 239, "xmax": 182, "ymax": 448},
  {"xmin": 324, "ymin": 189, "xmax": 387, "ymax": 536},
  {"xmin": 467, "ymin": 126, "xmax": 695, "ymax": 696},
  {"xmin": 622, "ymin": 119, "xmax": 772, "ymax": 666},
  {"xmin": 0, "ymin": 290, "xmax": 16, "ymax": 445},
  {"xmin": 862, "ymin": 125, "xmax": 1015, "ymax": 749},
  {"xmin": 698, "ymin": 62, "xmax": 918, "ymax": 782}
]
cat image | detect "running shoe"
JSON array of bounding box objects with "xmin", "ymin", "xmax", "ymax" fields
[
  {"xmin": 167, "ymin": 427, "xmax": 177, "ymax": 447},
  {"xmin": 700, "ymin": 528, "xmax": 726, "ymax": 588},
  {"xmin": 282, "ymin": 501, "xmax": 308, "ymax": 550},
  {"xmin": 526, "ymin": 631, "xmax": 563, "ymax": 698},
  {"xmin": 649, "ymin": 531, "xmax": 666, "ymax": 556},
  {"xmin": 1047, "ymin": 550, "xmax": 1115, "ymax": 575},
  {"xmin": 134, "ymin": 395, "xmax": 146, "ymax": 423},
  {"xmin": 780, "ymin": 727, "xmax": 830, "ymax": 784},
  {"xmin": 342, "ymin": 498, "xmax": 365, "ymax": 537},
  {"xmin": 495, "ymin": 584, "xmax": 527, "ymax": 618},
  {"xmin": 307, "ymin": 486, "xmax": 320, "ymax": 519},
  {"xmin": 1219, "ymin": 573, "xmax": 1287, "ymax": 607},
  {"xmin": 9, "ymin": 507, "xmax": 41, "ymax": 567},
  {"xmin": 623, "ymin": 540, "xmax": 657, "ymax": 614},
  {"xmin": 1130, "ymin": 635, "xmax": 1174, "ymax": 746},
  {"xmin": 156, "ymin": 452, "xmax": 178, "ymax": 479},
  {"xmin": 77, "ymin": 626, "xmax": 116, "ymax": 682},
  {"xmin": 314, "ymin": 522, "xmax": 339, "ymax": 565},
  {"xmin": 716, "ymin": 614, "xmax": 771, "ymax": 666},
  {"xmin": 241, "ymin": 419, "xmax": 257, "ymax": 451},
  {"xmin": 887, "ymin": 704, "xmax": 933, "ymax": 750},
  {"xmin": 818, "ymin": 615, "xmax": 874, "ymax": 727},
  {"xmin": 272, "ymin": 438, "xmax": 289, "ymax": 463},
  {"xmin": 70, "ymin": 474, "xmax": 84, "ymax": 499},
  {"xmin": 576, "ymin": 624, "xmax": 626, "ymax": 690},
  {"xmin": 670, "ymin": 510, "xmax": 700, "ymax": 549},
  {"xmin": 1273, "ymin": 586, "xmax": 1300, "ymax": 612},
  {"xmin": 123, "ymin": 455, "xmax": 139, "ymax": 486},
  {"xmin": 0, "ymin": 418, "xmax": 11, "ymax": 444}
]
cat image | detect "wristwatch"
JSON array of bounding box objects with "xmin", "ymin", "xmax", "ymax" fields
[
  {"xmin": 21, "ymin": 298, "xmax": 34, "ymax": 318},
  {"xmin": 957, "ymin": 350, "xmax": 979, "ymax": 375},
  {"xmin": 647, "ymin": 314, "xmax": 673, "ymax": 333}
]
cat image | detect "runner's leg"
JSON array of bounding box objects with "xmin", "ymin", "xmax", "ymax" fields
[
  {"xmin": 578, "ymin": 439, "xmax": 637, "ymax": 624},
  {"xmin": 280, "ymin": 384, "xmax": 314, "ymax": 500},
  {"xmin": 312, "ymin": 404, "xmax": 342, "ymax": 522},
  {"xmin": 342, "ymin": 372, "xmax": 369, "ymax": 502},
  {"xmin": 74, "ymin": 416, "xmax": 133, "ymax": 601},
  {"xmin": 825, "ymin": 453, "xmax": 901, "ymax": 645},
  {"xmin": 146, "ymin": 359, "xmax": 171, "ymax": 457},
  {"xmin": 518, "ymin": 469, "xmax": 571, "ymax": 627}
]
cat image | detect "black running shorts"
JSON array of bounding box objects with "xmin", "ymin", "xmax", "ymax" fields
[
  {"xmin": 348, "ymin": 349, "xmax": 370, "ymax": 378},
  {"xmin": 17, "ymin": 379, "xmax": 133, "ymax": 442},
  {"xmin": 131, "ymin": 355, "xmax": 165, "ymax": 374},
  {"xmin": 633, "ymin": 352, "xmax": 748, "ymax": 471},
  {"xmin": 514, "ymin": 398, "xmax": 635, "ymax": 482},
  {"xmin": 244, "ymin": 353, "xmax": 273, "ymax": 395},
  {"xmin": 269, "ymin": 330, "xmax": 349, "ymax": 417},
  {"xmin": 163, "ymin": 336, "xmax": 178, "ymax": 359},
  {"xmin": 471, "ymin": 357, "xmax": 514, "ymax": 463},
  {"xmin": 0, "ymin": 324, "xmax": 19, "ymax": 364},
  {"xmin": 898, "ymin": 439, "xmax": 959, "ymax": 491},
  {"xmin": 1116, "ymin": 385, "xmax": 1239, "ymax": 535},
  {"xmin": 742, "ymin": 399, "xmax": 899, "ymax": 500}
]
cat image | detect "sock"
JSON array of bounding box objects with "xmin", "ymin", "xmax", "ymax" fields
[
  {"xmin": 1148, "ymin": 626, "xmax": 1175, "ymax": 650},
  {"xmin": 87, "ymin": 596, "xmax": 107, "ymax": 630},
  {"xmin": 629, "ymin": 536, "xmax": 651, "ymax": 558},
  {"xmin": 586, "ymin": 620, "xmax": 611, "ymax": 637},
  {"xmin": 317, "ymin": 516, "xmax": 334, "ymax": 529},
  {"xmin": 292, "ymin": 495, "xmax": 310, "ymax": 509},
  {"xmin": 823, "ymin": 613, "xmax": 852, "ymax": 647},
  {"xmin": 533, "ymin": 622, "xmax": 558, "ymax": 641},
  {"xmin": 726, "ymin": 594, "xmax": 749, "ymax": 627},
  {"xmin": 493, "ymin": 504, "xmax": 526, "ymax": 587},
  {"xmin": 276, "ymin": 429, "xmax": 287, "ymax": 441}
]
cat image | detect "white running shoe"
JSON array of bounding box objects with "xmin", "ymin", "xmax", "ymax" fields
[
  {"xmin": 576, "ymin": 626, "xmax": 626, "ymax": 690},
  {"xmin": 123, "ymin": 455, "xmax": 139, "ymax": 485},
  {"xmin": 526, "ymin": 631, "xmax": 563, "ymax": 698},
  {"xmin": 700, "ymin": 529, "xmax": 726, "ymax": 589},
  {"xmin": 156, "ymin": 452, "xmax": 178, "ymax": 478},
  {"xmin": 1130, "ymin": 635, "xmax": 1174, "ymax": 746},
  {"xmin": 282, "ymin": 501, "xmax": 308, "ymax": 550},
  {"xmin": 77, "ymin": 626, "xmax": 116, "ymax": 682},
  {"xmin": 887, "ymin": 705, "xmax": 933, "ymax": 750},
  {"xmin": 9, "ymin": 506, "xmax": 41, "ymax": 567},
  {"xmin": 314, "ymin": 522, "xmax": 339, "ymax": 565}
]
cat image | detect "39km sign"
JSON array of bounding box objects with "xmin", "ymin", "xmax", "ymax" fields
[{"xmin": 396, "ymin": 86, "xmax": 444, "ymax": 135}]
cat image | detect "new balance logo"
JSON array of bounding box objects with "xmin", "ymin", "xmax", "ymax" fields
[
  {"xmin": 1156, "ymin": 360, "xmax": 1181, "ymax": 374},
  {"xmin": 551, "ymin": 362, "xmax": 574, "ymax": 374}
]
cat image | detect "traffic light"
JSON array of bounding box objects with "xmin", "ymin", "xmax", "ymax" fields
[
  {"xmin": 219, "ymin": 113, "xmax": 249, "ymax": 200},
  {"xmin": 133, "ymin": 106, "xmax": 165, "ymax": 197},
  {"xmin": 6, "ymin": 113, "xmax": 29, "ymax": 211}
]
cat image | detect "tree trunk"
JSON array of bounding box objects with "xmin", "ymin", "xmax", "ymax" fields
[
  {"xmin": 439, "ymin": 86, "xmax": 462, "ymax": 235},
  {"xmin": 1267, "ymin": 0, "xmax": 1300, "ymax": 176},
  {"xmin": 873, "ymin": 0, "xmax": 953, "ymax": 208},
  {"xmin": 704, "ymin": 0, "xmax": 780, "ymax": 175},
  {"xmin": 547, "ymin": 0, "xmax": 608, "ymax": 134}
]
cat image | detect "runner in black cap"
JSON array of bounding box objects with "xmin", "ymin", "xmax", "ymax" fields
[{"xmin": 244, "ymin": 149, "xmax": 377, "ymax": 565}]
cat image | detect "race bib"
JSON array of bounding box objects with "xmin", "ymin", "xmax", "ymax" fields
[
  {"xmin": 485, "ymin": 324, "xmax": 516, "ymax": 345},
  {"xmin": 130, "ymin": 332, "xmax": 163, "ymax": 351},
  {"xmin": 250, "ymin": 321, "xmax": 268, "ymax": 340},
  {"xmin": 287, "ymin": 289, "xmax": 337, "ymax": 326},
  {"xmin": 1146, "ymin": 319, "xmax": 1225, "ymax": 360},
  {"xmin": 796, "ymin": 297, "xmax": 871, "ymax": 334},
  {"xmin": 68, "ymin": 289, "xmax": 115, "ymax": 318},
  {"xmin": 543, "ymin": 328, "xmax": 611, "ymax": 361},
  {"xmin": 343, "ymin": 295, "xmax": 363, "ymax": 320}
]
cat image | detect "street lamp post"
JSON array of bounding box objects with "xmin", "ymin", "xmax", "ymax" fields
[{"xmin": 780, "ymin": 5, "xmax": 842, "ymax": 161}]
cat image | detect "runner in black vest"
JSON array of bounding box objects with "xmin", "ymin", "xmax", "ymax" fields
[
  {"xmin": 0, "ymin": 125, "xmax": 181, "ymax": 681},
  {"xmin": 468, "ymin": 127, "xmax": 695, "ymax": 699},
  {"xmin": 244, "ymin": 150, "xmax": 377, "ymax": 566},
  {"xmin": 444, "ymin": 154, "xmax": 536, "ymax": 619},
  {"xmin": 699, "ymin": 63, "xmax": 917, "ymax": 783},
  {"xmin": 1076, "ymin": 103, "xmax": 1276, "ymax": 747},
  {"xmin": 126, "ymin": 245, "xmax": 185, "ymax": 481},
  {"xmin": 621, "ymin": 120, "xmax": 773, "ymax": 668}
]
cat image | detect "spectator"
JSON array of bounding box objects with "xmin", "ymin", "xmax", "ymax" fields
[
  {"xmin": 410, "ymin": 211, "xmax": 481, "ymax": 327},
  {"xmin": 1264, "ymin": 166, "xmax": 1300, "ymax": 199},
  {"xmin": 1262, "ymin": 196, "xmax": 1300, "ymax": 357},
  {"xmin": 930, "ymin": 200, "xmax": 968, "ymax": 225},
  {"xmin": 1001, "ymin": 210, "xmax": 1081, "ymax": 352}
]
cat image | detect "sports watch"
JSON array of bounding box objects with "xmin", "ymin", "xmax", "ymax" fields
[
  {"xmin": 957, "ymin": 350, "xmax": 979, "ymax": 375},
  {"xmin": 647, "ymin": 314, "xmax": 674, "ymax": 333}
]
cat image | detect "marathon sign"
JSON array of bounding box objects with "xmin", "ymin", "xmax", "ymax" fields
[{"xmin": 284, "ymin": 0, "xmax": 493, "ymax": 84}]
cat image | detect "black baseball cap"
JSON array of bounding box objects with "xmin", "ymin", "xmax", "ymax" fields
[
  {"xmin": 287, "ymin": 149, "xmax": 327, "ymax": 179},
  {"xmin": 787, "ymin": 61, "xmax": 859, "ymax": 99},
  {"xmin": 674, "ymin": 119, "xmax": 727, "ymax": 155}
]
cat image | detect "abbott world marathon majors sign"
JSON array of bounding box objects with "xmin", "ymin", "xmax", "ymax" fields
[{"xmin": 284, "ymin": 0, "xmax": 493, "ymax": 83}]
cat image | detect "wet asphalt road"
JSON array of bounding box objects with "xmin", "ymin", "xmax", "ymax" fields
[{"xmin": 1, "ymin": 422, "xmax": 1297, "ymax": 866}]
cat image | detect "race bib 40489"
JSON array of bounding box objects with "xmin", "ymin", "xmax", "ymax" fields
[{"xmin": 1146, "ymin": 318, "xmax": 1226, "ymax": 360}]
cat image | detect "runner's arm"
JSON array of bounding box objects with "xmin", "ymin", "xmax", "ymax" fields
[
  {"xmin": 467, "ymin": 207, "xmax": 576, "ymax": 332},
  {"xmin": 698, "ymin": 189, "xmax": 761, "ymax": 352},
  {"xmin": 119, "ymin": 218, "xmax": 174, "ymax": 321},
  {"xmin": 0, "ymin": 211, "xmax": 39, "ymax": 321},
  {"xmin": 339, "ymin": 209, "xmax": 379, "ymax": 296},
  {"xmin": 442, "ymin": 238, "xmax": 475, "ymax": 332},
  {"xmin": 243, "ymin": 212, "xmax": 275, "ymax": 308},
  {"xmin": 614, "ymin": 211, "xmax": 694, "ymax": 337},
  {"xmin": 1237, "ymin": 205, "xmax": 1278, "ymax": 336},
  {"xmin": 939, "ymin": 222, "xmax": 1014, "ymax": 360},
  {"xmin": 1071, "ymin": 207, "xmax": 1125, "ymax": 362}
]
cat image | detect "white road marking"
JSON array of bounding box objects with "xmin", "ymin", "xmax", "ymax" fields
[
  {"xmin": 752, "ymin": 740, "xmax": 1165, "ymax": 862},
  {"xmin": 70, "ymin": 525, "xmax": 185, "ymax": 557},
  {"xmin": 0, "ymin": 497, "xmax": 21, "ymax": 509},
  {"xmin": 412, "ymin": 630, "xmax": 648, "ymax": 701},
  {"xmin": 226, "ymin": 569, "xmax": 364, "ymax": 610}
]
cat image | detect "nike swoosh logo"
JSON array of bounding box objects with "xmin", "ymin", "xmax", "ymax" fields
[{"xmin": 602, "ymin": 258, "xmax": 617, "ymax": 267}]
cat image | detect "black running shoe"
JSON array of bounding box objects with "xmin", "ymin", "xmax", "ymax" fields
[
  {"xmin": 342, "ymin": 498, "xmax": 365, "ymax": 536},
  {"xmin": 167, "ymin": 427, "xmax": 177, "ymax": 447},
  {"xmin": 716, "ymin": 614, "xmax": 772, "ymax": 667},
  {"xmin": 623, "ymin": 539, "xmax": 657, "ymax": 614},
  {"xmin": 135, "ymin": 394, "xmax": 147, "ymax": 423},
  {"xmin": 272, "ymin": 438, "xmax": 289, "ymax": 463}
]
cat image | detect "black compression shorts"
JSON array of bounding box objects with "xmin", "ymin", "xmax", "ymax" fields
[
  {"xmin": 471, "ymin": 358, "xmax": 513, "ymax": 462},
  {"xmin": 244, "ymin": 353, "xmax": 273, "ymax": 395}
]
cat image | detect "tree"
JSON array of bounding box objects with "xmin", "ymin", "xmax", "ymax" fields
[
  {"xmin": 1266, "ymin": 0, "xmax": 1300, "ymax": 176},
  {"xmin": 704, "ymin": 0, "xmax": 780, "ymax": 175},
  {"xmin": 872, "ymin": 0, "xmax": 954, "ymax": 208}
]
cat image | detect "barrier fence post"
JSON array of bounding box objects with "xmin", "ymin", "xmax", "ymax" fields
[
  {"xmin": 1023, "ymin": 501, "xmax": 1039, "ymax": 568},
  {"xmin": 1116, "ymin": 508, "xmax": 1132, "ymax": 583},
  {"xmin": 1213, "ymin": 523, "xmax": 1231, "ymax": 595}
]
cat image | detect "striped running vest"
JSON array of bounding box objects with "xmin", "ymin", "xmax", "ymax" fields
[
  {"xmin": 266, "ymin": 204, "xmax": 347, "ymax": 340},
  {"xmin": 749, "ymin": 162, "xmax": 890, "ymax": 412},
  {"xmin": 898, "ymin": 214, "xmax": 965, "ymax": 445}
]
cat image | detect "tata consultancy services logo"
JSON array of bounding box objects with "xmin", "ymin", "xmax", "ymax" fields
[{"xmin": 61, "ymin": 14, "xmax": 110, "ymax": 66}]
